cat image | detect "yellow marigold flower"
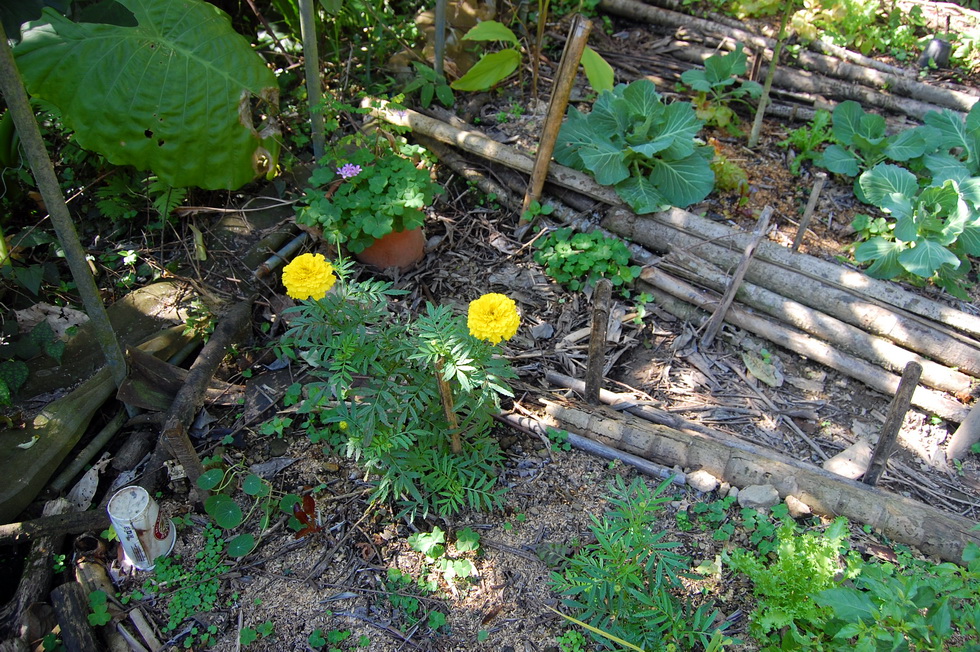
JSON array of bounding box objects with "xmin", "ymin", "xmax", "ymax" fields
[
  {"xmin": 282, "ymin": 253, "xmax": 336, "ymax": 300},
  {"xmin": 468, "ymin": 293, "xmax": 520, "ymax": 344}
]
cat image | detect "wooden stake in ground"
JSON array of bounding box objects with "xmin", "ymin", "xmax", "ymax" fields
[
  {"xmin": 863, "ymin": 361, "xmax": 922, "ymax": 486},
  {"xmin": 520, "ymin": 14, "xmax": 592, "ymax": 221},
  {"xmin": 792, "ymin": 171, "xmax": 828, "ymax": 251},
  {"xmin": 701, "ymin": 206, "xmax": 772, "ymax": 348},
  {"xmin": 584, "ymin": 279, "xmax": 613, "ymax": 404}
]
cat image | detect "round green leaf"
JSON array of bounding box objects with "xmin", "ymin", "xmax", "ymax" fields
[
  {"xmin": 242, "ymin": 474, "xmax": 269, "ymax": 497},
  {"xmin": 226, "ymin": 533, "xmax": 256, "ymax": 557},
  {"xmin": 197, "ymin": 468, "xmax": 225, "ymax": 491},
  {"xmin": 279, "ymin": 494, "xmax": 303, "ymax": 514},
  {"xmin": 205, "ymin": 494, "xmax": 243, "ymax": 529},
  {"xmin": 14, "ymin": 0, "xmax": 279, "ymax": 190}
]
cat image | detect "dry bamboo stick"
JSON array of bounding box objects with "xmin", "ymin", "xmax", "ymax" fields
[
  {"xmin": 605, "ymin": 207, "xmax": 980, "ymax": 367},
  {"xmin": 864, "ymin": 362, "xmax": 922, "ymax": 486},
  {"xmin": 363, "ymin": 98, "xmax": 621, "ymax": 205},
  {"xmin": 522, "ymin": 15, "xmax": 592, "ymax": 218},
  {"xmin": 585, "ymin": 279, "xmax": 613, "ymax": 403},
  {"xmin": 638, "ymin": 266, "xmax": 970, "ymax": 423},
  {"xmin": 701, "ymin": 207, "xmax": 772, "ymax": 347},
  {"xmin": 661, "ymin": 249, "xmax": 975, "ymax": 398},
  {"xmin": 539, "ymin": 398, "xmax": 980, "ymax": 564}
]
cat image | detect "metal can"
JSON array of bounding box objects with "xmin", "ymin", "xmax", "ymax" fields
[{"xmin": 106, "ymin": 486, "xmax": 176, "ymax": 570}]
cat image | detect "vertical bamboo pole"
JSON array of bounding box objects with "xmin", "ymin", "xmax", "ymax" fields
[
  {"xmin": 520, "ymin": 15, "xmax": 592, "ymax": 221},
  {"xmin": 584, "ymin": 279, "xmax": 613, "ymax": 404},
  {"xmin": 299, "ymin": 0, "xmax": 325, "ymax": 160},
  {"xmin": 792, "ymin": 171, "xmax": 827, "ymax": 251},
  {"xmin": 701, "ymin": 206, "xmax": 773, "ymax": 348},
  {"xmin": 0, "ymin": 24, "xmax": 128, "ymax": 391},
  {"xmin": 748, "ymin": 1, "xmax": 794, "ymax": 149}
]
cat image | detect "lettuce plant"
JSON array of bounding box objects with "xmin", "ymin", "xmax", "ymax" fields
[
  {"xmin": 920, "ymin": 101, "xmax": 980, "ymax": 182},
  {"xmin": 851, "ymin": 162, "xmax": 980, "ymax": 297},
  {"xmin": 816, "ymin": 101, "xmax": 935, "ymax": 183},
  {"xmin": 554, "ymin": 79, "xmax": 715, "ymax": 214}
]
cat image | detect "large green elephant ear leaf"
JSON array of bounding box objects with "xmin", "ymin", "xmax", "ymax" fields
[{"xmin": 14, "ymin": 0, "xmax": 279, "ymax": 190}]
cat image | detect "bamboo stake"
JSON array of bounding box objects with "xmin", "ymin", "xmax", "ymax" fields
[
  {"xmin": 521, "ymin": 14, "xmax": 592, "ymax": 220},
  {"xmin": 0, "ymin": 23, "xmax": 128, "ymax": 392},
  {"xmin": 792, "ymin": 171, "xmax": 828, "ymax": 251},
  {"xmin": 747, "ymin": 2, "xmax": 792, "ymax": 148},
  {"xmin": 299, "ymin": 0, "xmax": 325, "ymax": 160},
  {"xmin": 701, "ymin": 206, "xmax": 772, "ymax": 347},
  {"xmin": 863, "ymin": 361, "xmax": 922, "ymax": 486},
  {"xmin": 584, "ymin": 279, "xmax": 612, "ymax": 404}
]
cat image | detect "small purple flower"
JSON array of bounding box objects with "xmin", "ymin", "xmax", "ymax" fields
[{"xmin": 336, "ymin": 163, "xmax": 362, "ymax": 179}]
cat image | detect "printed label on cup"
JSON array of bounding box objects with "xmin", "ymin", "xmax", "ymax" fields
[{"xmin": 106, "ymin": 486, "xmax": 176, "ymax": 570}]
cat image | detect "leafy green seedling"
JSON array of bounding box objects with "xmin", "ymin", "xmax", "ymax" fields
[
  {"xmin": 534, "ymin": 228, "xmax": 641, "ymax": 294},
  {"xmin": 778, "ymin": 109, "xmax": 834, "ymax": 175},
  {"xmin": 680, "ymin": 44, "xmax": 763, "ymax": 136}
]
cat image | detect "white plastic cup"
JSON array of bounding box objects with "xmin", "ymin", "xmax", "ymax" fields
[{"xmin": 106, "ymin": 486, "xmax": 176, "ymax": 570}]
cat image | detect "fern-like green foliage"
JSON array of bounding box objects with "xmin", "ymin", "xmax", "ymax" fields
[
  {"xmin": 279, "ymin": 260, "xmax": 515, "ymax": 519},
  {"xmin": 14, "ymin": 0, "xmax": 279, "ymax": 190},
  {"xmin": 550, "ymin": 476, "xmax": 731, "ymax": 650}
]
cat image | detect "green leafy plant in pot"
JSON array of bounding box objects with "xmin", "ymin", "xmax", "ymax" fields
[{"xmin": 297, "ymin": 132, "xmax": 442, "ymax": 268}]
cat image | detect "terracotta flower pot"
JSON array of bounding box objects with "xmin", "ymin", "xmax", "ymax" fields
[{"xmin": 354, "ymin": 227, "xmax": 425, "ymax": 271}]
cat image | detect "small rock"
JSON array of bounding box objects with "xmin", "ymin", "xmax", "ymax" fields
[
  {"xmin": 737, "ymin": 484, "xmax": 780, "ymax": 510},
  {"xmin": 785, "ymin": 495, "xmax": 812, "ymax": 519},
  {"xmin": 823, "ymin": 439, "xmax": 873, "ymax": 479},
  {"xmin": 687, "ymin": 469, "xmax": 719, "ymax": 493},
  {"xmin": 727, "ymin": 486, "xmax": 739, "ymax": 501},
  {"xmin": 775, "ymin": 475, "xmax": 799, "ymax": 497},
  {"xmin": 530, "ymin": 323, "xmax": 554, "ymax": 340},
  {"xmin": 717, "ymin": 482, "xmax": 731, "ymax": 498}
]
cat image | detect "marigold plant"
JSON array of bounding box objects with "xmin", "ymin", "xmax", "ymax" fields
[{"xmin": 278, "ymin": 258, "xmax": 520, "ymax": 518}]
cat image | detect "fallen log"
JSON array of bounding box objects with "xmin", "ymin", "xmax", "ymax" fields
[
  {"xmin": 538, "ymin": 398, "xmax": 980, "ymax": 564},
  {"xmin": 0, "ymin": 499, "xmax": 69, "ymax": 641},
  {"xmin": 154, "ymin": 297, "xmax": 255, "ymax": 496},
  {"xmin": 673, "ymin": 32, "xmax": 977, "ymax": 114},
  {"xmin": 661, "ymin": 249, "xmax": 976, "ymax": 398},
  {"xmin": 604, "ymin": 207, "xmax": 980, "ymax": 371},
  {"xmin": 637, "ymin": 266, "xmax": 970, "ymax": 423},
  {"xmin": 600, "ymin": 0, "xmax": 977, "ymax": 117}
]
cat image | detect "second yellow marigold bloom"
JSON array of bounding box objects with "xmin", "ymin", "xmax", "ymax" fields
[{"xmin": 468, "ymin": 293, "xmax": 520, "ymax": 344}]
